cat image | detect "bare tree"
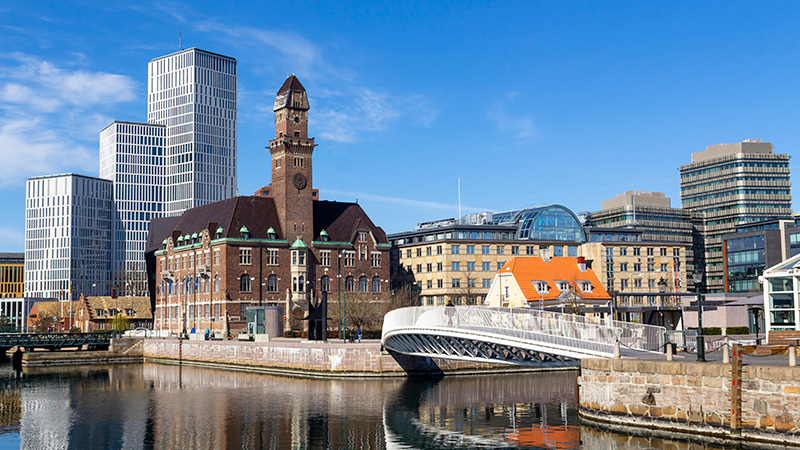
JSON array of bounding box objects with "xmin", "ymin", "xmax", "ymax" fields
[
  {"xmin": 31, "ymin": 311, "xmax": 55, "ymax": 333},
  {"xmin": 343, "ymin": 292, "xmax": 389, "ymax": 334},
  {"xmin": 457, "ymin": 269, "xmax": 480, "ymax": 305}
]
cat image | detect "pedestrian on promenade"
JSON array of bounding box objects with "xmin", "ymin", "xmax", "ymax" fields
[
  {"xmin": 357, "ymin": 326, "xmax": 362, "ymax": 343},
  {"xmin": 204, "ymin": 328, "xmax": 210, "ymax": 340},
  {"xmin": 445, "ymin": 300, "xmax": 456, "ymax": 326}
]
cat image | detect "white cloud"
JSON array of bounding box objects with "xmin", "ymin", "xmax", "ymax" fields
[
  {"xmin": 322, "ymin": 189, "xmax": 488, "ymax": 212},
  {"xmin": 0, "ymin": 118, "xmax": 95, "ymax": 187},
  {"xmin": 0, "ymin": 54, "xmax": 137, "ymax": 186},
  {"xmin": 487, "ymin": 94, "xmax": 536, "ymax": 139}
]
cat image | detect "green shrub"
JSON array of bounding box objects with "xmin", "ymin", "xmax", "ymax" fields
[
  {"xmin": 726, "ymin": 326, "xmax": 750, "ymax": 335},
  {"xmin": 703, "ymin": 327, "xmax": 722, "ymax": 335}
]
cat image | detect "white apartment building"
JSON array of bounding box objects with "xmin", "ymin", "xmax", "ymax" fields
[
  {"xmin": 147, "ymin": 48, "xmax": 237, "ymax": 215},
  {"xmin": 25, "ymin": 174, "xmax": 113, "ymax": 299},
  {"xmin": 99, "ymin": 121, "xmax": 166, "ymax": 294}
]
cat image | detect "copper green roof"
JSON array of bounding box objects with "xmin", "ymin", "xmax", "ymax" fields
[
  {"xmin": 267, "ymin": 227, "xmax": 275, "ymax": 234},
  {"xmin": 290, "ymin": 238, "xmax": 308, "ymax": 249},
  {"xmin": 177, "ymin": 236, "xmax": 184, "ymax": 242},
  {"xmin": 191, "ymin": 232, "xmax": 198, "ymax": 239},
  {"xmin": 320, "ymin": 229, "xmax": 328, "ymax": 236},
  {"xmin": 162, "ymin": 238, "xmax": 167, "ymax": 244},
  {"xmin": 240, "ymin": 226, "xmax": 249, "ymax": 233},
  {"xmin": 216, "ymin": 227, "xmax": 224, "ymax": 234}
]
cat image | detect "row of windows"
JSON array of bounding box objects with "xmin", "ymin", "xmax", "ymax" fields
[
  {"xmin": 610, "ymin": 262, "xmax": 672, "ymax": 272},
  {"xmin": 161, "ymin": 273, "xmax": 384, "ymax": 296},
  {"xmin": 605, "ymin": 247, "xmax": 680, "ymax": 257}
]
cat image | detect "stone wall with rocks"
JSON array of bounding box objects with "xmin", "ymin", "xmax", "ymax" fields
[
  {"xmin": 579, "ymin": 358, "xmax": 800, "ymax": 447},
  {"xmin": 142, "ymin": 339, "xmax": 557, "ymax": 376}
]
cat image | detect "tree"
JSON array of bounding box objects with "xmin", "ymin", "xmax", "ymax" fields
[
  {"xmin": 111, "ymin": 314, "xmax": 130, "ymax": 332},
  {"xmin": 345, "ymin": 291, "xmax": 390, "ymax": 334},
  {"xmin": 32, "ymin": 311, "xmax": 55, "ymax": 333},
  {"xmin": 457, "ymin": 269, "xmax": 480, "ymax": 305}
]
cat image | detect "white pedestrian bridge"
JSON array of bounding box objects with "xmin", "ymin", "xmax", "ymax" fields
[{"xmin": 381, "ymin": 306, "xmax": 666, "ymax": 367}]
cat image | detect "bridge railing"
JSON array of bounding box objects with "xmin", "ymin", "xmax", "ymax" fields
[{"xmin": 383, "ymin": 306, "xmax": 666, "ymax": 354}]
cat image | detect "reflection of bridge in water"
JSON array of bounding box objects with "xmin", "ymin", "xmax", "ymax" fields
[
  {"xmin": 383, "ymin": 372, "xmax": 581, "ymax": 449},
  {"xmin": 382, "ymin": 306, "xmax": 666, "ymax": 366}
]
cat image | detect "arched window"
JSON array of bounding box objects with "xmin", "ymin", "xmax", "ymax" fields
[
  {"xmin": 203, "ymin": 277, "xmax": 209, "ymax": 293},
  {"xmin": 168, "ymin": 279, "xmax": 172, "ymax": 295},
  {"xmin": 240, "ymin": 274, "xmax": 251, "ymax": 292},
  {"xmin": 214, "ymin": 275, "xmax": 220, "ymax": 293},
  {"xmin": 345, "ymin": 276, "xmax": 355, "ymax": 292},
  {"xmin": 372, "ymin": 276, "xmax": 381, "ymax": 293},
  {"xmin": 267, "ymin": 274, "xmax": 278, "ymax": 292},
  {"xmin": 299, "ymin": 275, "xmax": 305, "ymax": 292},
  {"xmin": 293, "ymin": 277, "xmax": 298, "ymax": 292},
  {"xmin": 320, "ymin": 275, "xmax": 330, "ymax": 293},
  {"xmin": 359, "ymin": 276, "xmax": 368, "ymax": 292}
]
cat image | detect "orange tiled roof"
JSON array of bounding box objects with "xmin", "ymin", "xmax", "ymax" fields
[{"xmin": 498, "ymin": 256, "xmax": 610, "ymax": 302}]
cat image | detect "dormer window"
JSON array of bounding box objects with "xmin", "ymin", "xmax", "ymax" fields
[
  {"xmin": 578, "ymin": 281, "xmax": 593, "ymax": 293},
  {"xmin": 162, "ymin": 238, "xmax": 167, "ymax": 250},
  {"xmin": 267, "ymin": 227, "xmax": 277, "ymax": 240},
  {"xmin": 215, "ymin": 227, "xmax": 223, "ymax": 240},
  {"xmin": 319, "ymin": 229, "xmax": 329, "ymax": 242},
  {"xmin": 531, "ymin": 281, "xmax": 549, "ymax": 294},
  {"xmin": 358, "ymin": 231, "xmax": 368, "ymax": 242},
  {"xmin": 240, "ymin": 226, "xmax": 250, "ymax": 239},
  {"xmin": 292, "ymin": 250, "xmax": 306, "ymax": 265},
  {"xmin": 556, "ymin": 280, "xmax": 570, "ymax": 291}
]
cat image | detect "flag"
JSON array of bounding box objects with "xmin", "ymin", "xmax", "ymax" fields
[{"xmin": 195, "ymin": 276, "xmax": 199, "ymax": 293}]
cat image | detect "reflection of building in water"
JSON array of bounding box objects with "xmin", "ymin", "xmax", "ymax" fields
[
  {"xmin": 142, "ymin": 364, "xmax": 396, "ymax": 449},
  {"xmin": 0, "ymin": 389, "xmax": 21, "ymax": 430}
]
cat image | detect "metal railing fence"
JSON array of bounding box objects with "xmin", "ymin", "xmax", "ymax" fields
[{"xmin": 382, "ymin": 306, "xmax": 666, "ymax": 355}]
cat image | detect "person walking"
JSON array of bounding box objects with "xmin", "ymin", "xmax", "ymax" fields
[
  {"xmin": 356, "ymin": 326, "xmax": 362, "ymax": 343},
  {"xmin": 445, "ymin": 300, "xmax": 456, "ymax": 326}
]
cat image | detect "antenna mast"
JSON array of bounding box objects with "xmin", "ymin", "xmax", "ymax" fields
[
  {"xmin": 179, "ymin": 24, "xmax": 183, "ymax": 49},
  {"xmin": 458, "ymin": 177, "xmax": 462, "ymax": 224}
]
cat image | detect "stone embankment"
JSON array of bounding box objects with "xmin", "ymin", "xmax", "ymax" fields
[
  {"xmin": 21, "ymin": 338, "xmax": 144, "ymax": 368},
  {"xmin": 579, "ymin": 357, "xmax": 800, "ymax": 448},
  {"xmin": 142, "ymin": 338, "xmax": 573, "ymax": 377}
]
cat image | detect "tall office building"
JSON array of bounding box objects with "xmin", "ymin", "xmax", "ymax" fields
[
  {"xmin": 147, "ymin": 48, "xmax": 237, "ymax": 215},
  {"xmin": 24, "ymin": 174, "xmax": 113, "ymax": 299},
  {"xmin": 99, "ymin": 121, "xmax": 166, "ymax": 293},
  {"xmin": 679, "ymin": 139, "xmax": 792, "ymax": 292},
  {"xmin": 96, "ymin": 48, "xmax": 237, "ymax": 295}
]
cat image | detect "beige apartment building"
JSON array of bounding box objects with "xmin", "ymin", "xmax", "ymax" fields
[{"xmin": 389, "ymin": 206, "xmax": 587, "ymax": 306}]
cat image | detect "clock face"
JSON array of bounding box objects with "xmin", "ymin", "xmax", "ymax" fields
[{"xmin": 292, "ymin": 172, "xmax": 307, "ymax": 190}]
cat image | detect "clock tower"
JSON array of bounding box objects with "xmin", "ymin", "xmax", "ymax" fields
[{"xmin": 268, "ymin": 75, "xmax": 316, "ymax": 244}]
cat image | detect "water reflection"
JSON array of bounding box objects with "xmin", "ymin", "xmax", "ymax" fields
[{"xmin": 0, "ymin": 363, "xmax": 745, "ymax": 449}]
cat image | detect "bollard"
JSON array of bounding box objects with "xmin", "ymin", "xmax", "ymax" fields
[
  {"xmin": 723, "ymin": 337, "xmax": 729, "ymax": 364},
  {"xmin": 790, "ymin": 346, "xmax": 797, "ymax": 367},
  {"xmin": 666, "ymin": 342, "xmax": 673, "ymax": 361},
  {"xmin": 614, "ymin": 340, "xmax": 620, "ymax": 359}
]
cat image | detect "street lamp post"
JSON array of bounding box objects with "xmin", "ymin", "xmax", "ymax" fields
[{"xmin": 693, "ymin": 267, "xmax": 706, "ymax": 362}]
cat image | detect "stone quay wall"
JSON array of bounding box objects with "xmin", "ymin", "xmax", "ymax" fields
[
  {"xmin": 142, "ymin": 338, "xmax": 567, "ymax": 377},
  {"xmin": 579, "ymin": 358, "xmax": 800, "ymax": 448}
]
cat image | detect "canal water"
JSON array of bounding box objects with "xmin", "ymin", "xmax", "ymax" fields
[{"xmin": 0, "ymin": 363, "xmax": 738, "ymax": 449}]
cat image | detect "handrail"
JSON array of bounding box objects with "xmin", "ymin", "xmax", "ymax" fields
[{"xmin": 383, "ymin": 306, "xmax": 666, "ymax": 355}]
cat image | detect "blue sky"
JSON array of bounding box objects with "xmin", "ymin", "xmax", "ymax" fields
[{"xmin": 2, "ymin": 1, "xmax": 800, "ymax": 252}]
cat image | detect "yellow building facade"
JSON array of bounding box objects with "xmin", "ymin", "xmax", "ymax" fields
[{"xmin": 0, "ymin": 253, "xmax": 23, "ymax": 299}]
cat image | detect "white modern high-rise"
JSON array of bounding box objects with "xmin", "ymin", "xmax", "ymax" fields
[
  {"xmin": 99, "ymin": 121, "xmax": 166, "ymax": 292},
  {"xmin": 93, "ymin": 47, "xmax": 237, "ymax": 295},
  {"xmin": 24, "ymin": 174, "xmax": 113, "ymax": 299},
  {"xmin": 147, "ymin": 48, "xmax": 237, "ymax": 215}
]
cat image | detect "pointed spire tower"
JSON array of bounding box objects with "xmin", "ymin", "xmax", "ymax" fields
[{"xmin": 268, "ymin": 75, "xmax": 316, "ymax": 244}]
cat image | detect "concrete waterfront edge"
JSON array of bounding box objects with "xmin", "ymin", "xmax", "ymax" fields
[
  {"xmin": 579, "ymin": 358, "xmax": 800, "ymax": 447},
  {"xmin": 141, "ymin": 338, "xmax": 578, "ymax": 378}
]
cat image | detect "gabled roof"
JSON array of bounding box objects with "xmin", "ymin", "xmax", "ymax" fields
[
  {"xmin": 277, "ymin": 75, "xmax": 306, "ymax": 95},
  {"xmin": 83, "ymin": 297, "xmax": 153, "ymax": 320},
  {"xmin": 764, "ymin": 252, "xmax": 800, "ymax": 274},
  {"xmin": 31, "ymin": 301, "xmax": 80, "ymax": 317},
  {"xmin": 499, "ymin": 257, "xmax": 610, "ymax": 302},
  {"xmin": 146, "ymin": 196, "xmax": 284, "ymax": 252},
  {"xmin": 313, "ymin": 200, "xmax": 388, "ymax": 244}
]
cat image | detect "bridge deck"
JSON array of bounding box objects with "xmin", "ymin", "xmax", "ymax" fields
[
  {"xmin": 382, "ymin": 306, "xmax": 666, "ymax": 366},
  {"xmin": 0, "ymin": 332, "xmax": 113, "ymax": 352}
]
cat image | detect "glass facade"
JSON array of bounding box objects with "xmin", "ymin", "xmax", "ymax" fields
[
  {"xmin": 725, "ymin": 235, "xmax": 766, "ymax": 293},
  {"xmin": 494, "ymin": 205, "xmax": 586, "ymax": 242}
]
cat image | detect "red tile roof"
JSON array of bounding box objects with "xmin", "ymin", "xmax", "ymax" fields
[{"xmin": 499, "ymin": 257, "xmax": 610, "ymax": 302}]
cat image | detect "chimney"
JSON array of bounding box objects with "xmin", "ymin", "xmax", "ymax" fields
[
  {"xmin": 541, "ymin": 247, "xmax": 550, "ymax": 262},
  {"xmin": 577, "ymin": 256, "xmax": 587, "ymax": 272}
]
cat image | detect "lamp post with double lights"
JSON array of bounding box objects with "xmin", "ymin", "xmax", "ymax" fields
[{"xmin": 693, "ymin": 266, "xmax": 706, "ymax": 362}]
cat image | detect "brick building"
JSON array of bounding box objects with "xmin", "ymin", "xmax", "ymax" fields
[{"xmin": 147, "ymin": 76, "xmax": 391, "ymax": 336}]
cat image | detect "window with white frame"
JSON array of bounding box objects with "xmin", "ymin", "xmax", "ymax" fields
[
  {"xmin": 532, "ymin": 281, "xmax": 549, "ymax": 294},
  {"xmin": 240, "ymin": 248, "xmax": 252, "ymax": 265},
  {"xmin": 371, "ymin": 252, "xmax": 381, "ymax": 268}
]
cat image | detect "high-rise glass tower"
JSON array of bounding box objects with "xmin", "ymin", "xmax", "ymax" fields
[
  {"xmin": 99, "ymin": 121, "xmax": 166, "ymax": 293},
  {"xmin": 24, "ymin": 174, "xmax": 113, "ymax": 299},
  {"xmin": 147, "ymin": 48, "xmax": 237, "ymax": 215},
  {"xmin": 679, "ymin": 139, "xmax": 792, "ymax": 292}
]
